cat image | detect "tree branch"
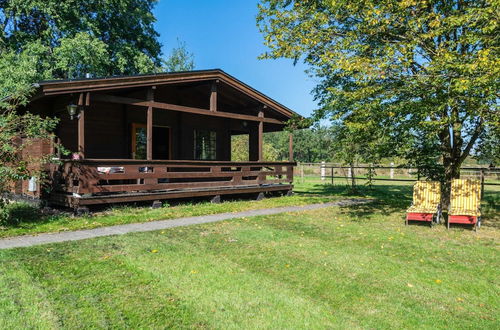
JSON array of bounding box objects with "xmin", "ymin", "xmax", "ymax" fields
[{"xmin": 459, "ymin": 119, "xmax": 484, "ymax": 164}]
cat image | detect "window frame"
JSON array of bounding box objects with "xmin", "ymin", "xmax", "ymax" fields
[{"xmin": 193, "ymin": 129, "xmax": 217, "ymax": 160}]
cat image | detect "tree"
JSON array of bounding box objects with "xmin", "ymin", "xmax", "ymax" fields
[
  {"xmin": 258, "ymin": 0, "xmax": 499, "ymax": 202},
  {"xmin": 265, "ymin": 127, "xmax": 334, "ymax": 162},
  {"xmin": 162, "ymin": 40, "xmax": 195, "ymax": 72},
  {"xmin": 328, "ymin": 121, "xmax": 386, "ymax": 190},
  {"xmin": 231, "ymin": 135, "xmax": 279, "ymax": 161},
  {"xmin": 0, "ymin": 0, "xmax": 195, "ymax": 198},
  {"xmin": 1, "ymin": 0, "xmax": 162, "ymax": 78}
]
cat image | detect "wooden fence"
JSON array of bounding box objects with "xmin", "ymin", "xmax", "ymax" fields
[{"xmin": 296, "ymin": 163, "xmax": 500, "ymax": 188}]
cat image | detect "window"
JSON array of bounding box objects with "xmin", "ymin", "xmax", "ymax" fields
[
  {"xmin": 132, "ymin": 124, "xmax": 147, "ymax": 159},
  {"xmin": 194, "ymin": 130, "xmax": 216, "ymax": 160}
]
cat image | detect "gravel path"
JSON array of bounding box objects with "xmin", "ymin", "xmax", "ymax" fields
[{"xmin": 0, "ymin": 199, "xmax": 372, "ymax": 250}]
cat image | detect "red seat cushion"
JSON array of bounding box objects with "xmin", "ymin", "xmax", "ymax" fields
[{"xmin": 407, "ymin": 213, "xmax": 433, "ymax": 221}]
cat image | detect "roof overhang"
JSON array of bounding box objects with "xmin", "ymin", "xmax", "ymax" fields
[{"xmin": 35, "ymin": 69, "xmax": 301, "ymax": 120}]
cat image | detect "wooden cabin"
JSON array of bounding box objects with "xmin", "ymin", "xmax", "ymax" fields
[{"xmin": 15, "ymin": 69, "xmax": 298, "ymax": 209}]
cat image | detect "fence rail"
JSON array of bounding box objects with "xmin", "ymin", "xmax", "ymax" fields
[{"xmin": 296, "ymin": 163, "xmax": 500, "ymax": 187}]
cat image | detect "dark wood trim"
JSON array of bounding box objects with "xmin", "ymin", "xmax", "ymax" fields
[
  {"xmin": 78, "ymin": 93, "xmax": 85, "ymax": 106},
  {"xmin": 210, "ymin": 80, "xmax": 217, "ymax": 112},
  {"xmin": 69, "ymin": 159, "xmax": 296, "ymax": 166},
  {"xmin": 77, "ymin": 92, "xmax": 90, "ymax": 106},
  {"xmin": 90, "ymin": 94, "xmax": 284, "ymax": 124},
  {"xmin": 146, "ymin": 87, "xmax": 155, "ymax": 160},
  {"xmin": 52, "ymin": 184, "xmax": 293, "ymax": 207},
  {"xmin": 258, "ymin": 111, "xmax": 264, "ymax": 161},
  {"xmin": 78, "ymin": 108, "xmax": 85, "ymax": 157},
  {"xmin": 39, "ymin": 70, "xmax": 299, "ymax": 119},
  {"xmin": 131, "ymin": 123, "xmax": 146, "ymax": 159}
]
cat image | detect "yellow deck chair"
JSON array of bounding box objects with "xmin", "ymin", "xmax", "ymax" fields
[
  {"xmin": 406, "ymin": 181, "xmax": 442, "ymax": 226},
  {"xmin": 448, "ymin": 179, "xmax": 482, "ymax": 230}
]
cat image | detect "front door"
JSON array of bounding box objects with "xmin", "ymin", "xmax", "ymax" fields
[
  {"xmin": 152, "ymin": 126, "xmax": 170, "ymax": 159},
  {"xmin": 131, "ymin": 124, "xmax": 170, "ymax": 159}
]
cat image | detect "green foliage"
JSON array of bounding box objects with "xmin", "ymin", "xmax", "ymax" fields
[
  {"xmin": 265, "ymin": 127, "xmax": 334, "ymax": 162},
  {"xmin": 162, "ymin": 40, "xmax": 195, "ymax": 72},
  {"xmin": 231, "ymin": 134, "xmax": 279, "ymax": 161},
  {"xmin": 53, "ymin": 32, "xmax": 110, "ymax": 79},
  {"xmin": 258, "ymin": 0, "xmax": 499, "ymax": 191},
  {"xmin": 1, "ymin": 0, "xmax": 162, "ymax": 77},
  {"xmin": 0, "ymin": 111, "xmax": 59, "ymax": 193},
  {"xmin": 475, "ymin": 125, "xmax": 500, "ymax": 165},
  {"xmin": 0, "ymin": 201, "xmax": 40, "ymax": 226},
  {"xmin": 0, "ymin": 1, "xmax": 195, "ymax": 87}
]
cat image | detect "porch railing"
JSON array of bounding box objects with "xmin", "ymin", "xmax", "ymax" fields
[{"xmin": 51, "ymin": 159, "xmax": 295, "ymax": 196}]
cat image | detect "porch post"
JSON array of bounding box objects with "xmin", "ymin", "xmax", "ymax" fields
[
  {"xmin": 146, "ymin": 87, "xmax": 155, "ymax": 160},
  {"xmin": 210, "ymin": 80, "xmax": 218, "ymax": 112},
  {"xmin": 77, "ymin": 92, "xmax": 89, "ymax": 158},
  {"xmin": 258, "ymin": 110, "xmax": 264, "ymax": 161},
  {"xmin": 78, "ymin": 108, "xmax": 85, "ymax": 158},
  {"xmin": 289, "ymin": 133, "xmax": 293, "ymax": 162}
]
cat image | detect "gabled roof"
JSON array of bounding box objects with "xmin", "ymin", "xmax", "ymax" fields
[{"xmin": 35, "ymin": 69, "xmax": 301, "ymax": 119}]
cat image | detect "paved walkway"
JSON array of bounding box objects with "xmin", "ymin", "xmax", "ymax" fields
[{"xmin": 0, "ymin": 199, "xmax": 372, "ymax": 250}]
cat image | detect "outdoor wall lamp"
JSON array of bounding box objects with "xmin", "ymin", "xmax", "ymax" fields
[{"xmin": 67, "ymin": 103, "xmax": 80, "ymax": 120}]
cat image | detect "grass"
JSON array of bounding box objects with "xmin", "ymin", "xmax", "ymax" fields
[
  {"xmin": 2, "ymin": 178, "xmax": 498, "ymax": 239},
  {"xmin": 0, "ymin": 186, "xmax": 341, "ymax": 238},
  {"xmin": 0, "ymin": 182, "xmax": 498, "ymax": 328}
]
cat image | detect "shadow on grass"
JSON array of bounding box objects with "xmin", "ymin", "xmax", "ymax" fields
[
  {"xmin": 482, "ymin": 190, "xmax": 500, "ymax": 228},
  {"xmin": 295, "ymin": 183, "xmax": 499, "ymax": 228},
  {"xmin": 295, "ymin": 183, "xmax": 413, "ymax": 220}
]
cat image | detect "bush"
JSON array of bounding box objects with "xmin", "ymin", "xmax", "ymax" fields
[{"xmin": 0, "ymin": 200, "xmax": 40, "ymax": 226}]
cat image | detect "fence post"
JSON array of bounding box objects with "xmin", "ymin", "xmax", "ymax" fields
[
  {"xmin": 331, "ymin": 167, "xmax": 334, "ymax": 185},
  {"xmin": 321, "ymin": 161, "xmax": 326, "ymax": 181},
  {"xmin": 390, "ymin": 162, "xmax": 394, "ymax": 179},
  {"xmin": 480, "ymin": 169, "xmax": 485, "ymax": 198},
  {"xmin": 300, "ymin": 164, "xmax": 304, "ymax": 183}
]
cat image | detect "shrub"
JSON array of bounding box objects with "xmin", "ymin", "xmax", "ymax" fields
[{"xmin": 0, "ymin": 200, "xmax": 40, "ymax": 226}]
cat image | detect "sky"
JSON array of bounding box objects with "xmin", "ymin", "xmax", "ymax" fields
[{"xmin": 153, "ymin": 0, "xmax": 318, "ymax": 117}]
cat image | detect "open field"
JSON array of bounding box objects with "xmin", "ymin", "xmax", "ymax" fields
[{"xmin": 0, "ymin": 182, "xmax": 498, "ymax": 328}]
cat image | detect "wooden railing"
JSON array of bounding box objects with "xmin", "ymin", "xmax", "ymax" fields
[{"xmin": 52, "ymin": 159, "xmax": 295, "ymax": 195}]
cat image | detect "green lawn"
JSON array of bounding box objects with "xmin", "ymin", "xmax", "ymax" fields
[
  {"xmin": 0, "ymin": 182, "xmax": 498, "ymax": 328},
  {"xmin": 0, "ymin": 186, "xmax": 341, "ymax": 238}
]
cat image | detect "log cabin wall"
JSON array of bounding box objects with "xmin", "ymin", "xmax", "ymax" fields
[
  {"xmin": 56, "ymin": 99, "xmax": 234, "ymax": 161},
  {"xmin": 86, "ymin": 102, "xmax": 127, "ymax": 159}
]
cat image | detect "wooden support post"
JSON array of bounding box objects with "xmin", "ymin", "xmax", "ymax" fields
[
  {"xmin": 289, "ymin": 133, "xmax": 293, "ymax": 162},
  {"xmin": 258, "ymin": 110, "xmax": 264, "ymax": 161},
  {"xmin": 146, "ymin": 87, "xmax": 155, "ymax": 161},
  {"xmin": 77, "ymin": 92, "xmax": 87, "ymax": 158},
  {"xmin": 210, "ymin": 80, "xmax": 218, "ymax": 112},
  {"xmin": 78, "ymin": 108, "xmax": 85, "ymax": 158},
  {"xmin": 85, "ymin": 92, "xmax": 90, "ymax": 106}
]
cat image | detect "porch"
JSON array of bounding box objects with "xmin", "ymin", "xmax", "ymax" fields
[
  {"xmin": 49, "ymin": 159, "xmax": 294, "ymax": 208},
  {"xmin": 21, "ymin": 70, "xmax": 300, "ymax": 207}
]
